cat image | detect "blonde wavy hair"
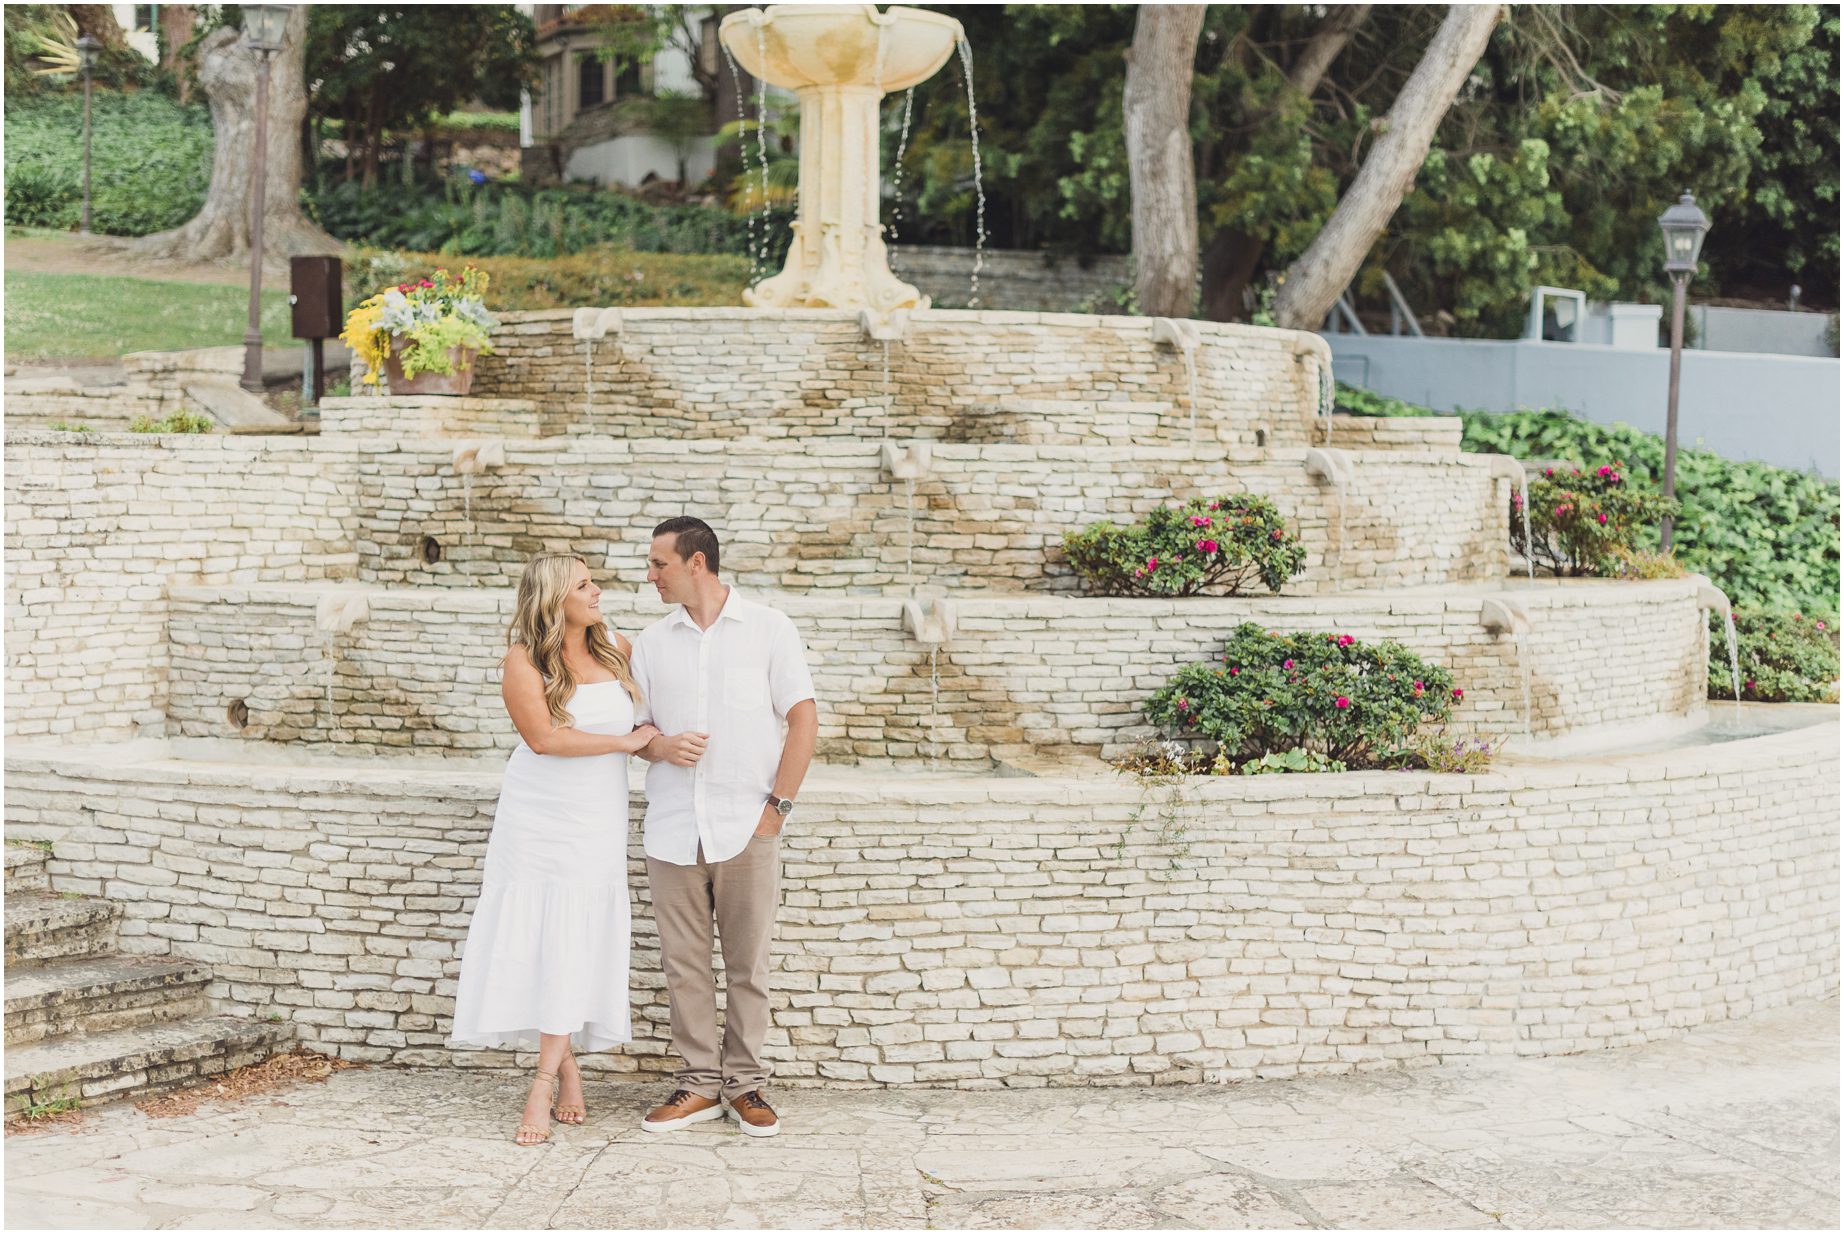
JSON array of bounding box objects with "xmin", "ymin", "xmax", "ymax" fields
[{"xmin": 508, "ymin": 554, "xmax": 642, "ymax": 727}]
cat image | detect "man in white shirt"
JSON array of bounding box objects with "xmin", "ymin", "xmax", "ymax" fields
[{"xmin": 628, "ymin": 517, "xmax": 817, "ymax": 1138}]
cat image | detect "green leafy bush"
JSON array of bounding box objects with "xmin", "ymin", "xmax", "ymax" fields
[
  {"xmin": 1142, "ymin": 623, "xmax": 1458, "ymax": 770},
  {"xmin": 1710, "ymin": 609, "xmax": 1841, "ymax": 703},
  {"xmin": 345, "ymin": 246, "xmax": 748, "ymax": 310},
  {"xmin": 43, "ymin": 420, "xmax": 90, "ymax": 432},
  {"xmin": 1330, "ymin": 386, "xmax": 1839, "ymax": 613},
  {"xmin": 306, "ymin": 177, "xmax": 792, "ymax": 263},
  {"xmin": 130, "ymin": 410, "xmax": 214, "ymax": 434},
  {"xmin": 1063, "ymin": 496, "xmax": 1307, "ymax": 597},
  {"xmin": 1463, "ymin": 408, "xmax": 1839, "ymax": 612},
  {"xmin": 1512, "ymin": 460, "xmax": 1679, "ymax": 578},
  {"xmin": 3, "ymin": 92, "xmax": 212, "ymax": 234}
]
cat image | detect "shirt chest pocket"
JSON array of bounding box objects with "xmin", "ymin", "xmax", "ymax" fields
[{"xmin": 724, "ymin": 671, "xmax": 770, "ymax": 712}]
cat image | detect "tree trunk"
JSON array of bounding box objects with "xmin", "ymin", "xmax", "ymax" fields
[
  {"xmin": 1273, "ymin": 4, "xmax": 1499, "ymax": 331},
  {"xmin": 1123, "ymin": 4, "xmax": 1206, "ymax": 319},
  {"xmin": 1200, "ymin": 6, "xmax": 1371, "ymax": 322},
  {"xmin": 128, "ymin": 8, "xmax": 339, "ymax": 263},
  {"xmin": 1288, "ymin": 4, "xmax": 1372, "ymax": 96},
  {"xmin": 157, "ymin": 4, "xmax": 198, "ymax": 104},
  {"xmin": 68, "ymin": 5, "xmax": 128, "ymax": 49}
]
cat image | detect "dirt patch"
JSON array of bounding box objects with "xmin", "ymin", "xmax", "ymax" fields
[
  {"xmin": 134, "ymin": 1050, "xmax": 358, "ymax": 1120},
  {"xmin": 5, "ymin": 232, "xmax": 259, "ymax": 287}
]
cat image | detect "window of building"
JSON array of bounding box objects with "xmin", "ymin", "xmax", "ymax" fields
[
  {"xmin": 578, "ymin": 52, "xmax": 606, "ymax": 109},
  {"xmin": 614, "ymin": 56, "xmax": 643, "ymax": 99},
  {"xmin": 134, "ymin": 4, "xmax": 157, "ymax": 32}
]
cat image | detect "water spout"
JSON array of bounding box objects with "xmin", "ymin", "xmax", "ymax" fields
[
  {"xmin": 1150, "ymin": 318, "xmax": 1201, "ymax": 444},
  {"xmin": 902, "ymin": 597, "xmax": 957, "ymax": 647},
  {"xmin": 880, "ymin": 439, "xmax": 933, "ymax": 481},
  {"xmin": 1290, "ymin": 335, "xmax": 1336, "ymax": 446},
  {"xmin": 451, "ymin": 441, "xmax": 506, "ymax": 525},
  {"xmin": 859, "ymin": 307, "xmax": 913, "ymax": 343},
  {"xmin": 572, "ymin": 309, "xmax": 621, "ymax": 416},
  {"xmin": 1487, "ymin": 454, "xmax": 1536, "ymax": 585},
  {"xmin": 1482, "ymin": 596, "xmax": 1535, "ymax": 737},
  {"xmin": 1303, "ymin": 447, "xmax": 1354, "ymax": 589},
  {"xmin": 1691, "ymin": 575, "xmax": 1742, "ymax": 709},
  {"xmin": 314, "ymin": 593, "xmax": 369, "ymax": 718}
]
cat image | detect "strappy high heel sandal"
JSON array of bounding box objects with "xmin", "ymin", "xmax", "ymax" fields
[
  {"xmin": 514, "ymin": 1070, "xmax": 559, "ymax": 1146},
  {"xmin": 552, "ymin": 1055, "xmax": 586, "ymax": 1126}
]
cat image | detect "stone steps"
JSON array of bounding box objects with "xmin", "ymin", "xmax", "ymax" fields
[
  {"xmin": 5, "ymin": 954, "xmax": 214, "ymax": 1047},
  {"xmin": 2, "ymin": 855, "xmax": 295, "ymax": 1117},
  {"xmin": 5, "ymin": 842, "xmax": 50, "ymax": 894},
  {"xmin": 5, "ymin": 893, "xmax": 123, "ymax": 969},
  {"xmin": 4, "ymin": 1015, "xmax": 293, "ymax": 1117}
]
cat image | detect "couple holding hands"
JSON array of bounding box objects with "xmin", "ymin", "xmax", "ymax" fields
[{"xmin": 446, "ymin": 517, "xmax": 818, "ymax": 1144}]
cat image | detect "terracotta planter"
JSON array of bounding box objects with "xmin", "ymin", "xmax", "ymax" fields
[{"xmin": 384, "ymin": 337, "xmax": 478, "ymax": 396}]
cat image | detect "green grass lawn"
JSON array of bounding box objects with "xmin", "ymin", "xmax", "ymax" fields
[{"xmin": 4, "ymin": 270, "xmax": 295, "ymax": 362}]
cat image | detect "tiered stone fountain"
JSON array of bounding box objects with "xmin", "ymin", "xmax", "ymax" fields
[{"xmin": 4, "ymin": 5, "xmax": 1835, "ymax": 1105}]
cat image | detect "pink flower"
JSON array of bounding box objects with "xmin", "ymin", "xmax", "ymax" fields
[
  {"xmin": 1334, "ymin": 696, "xmax": 1351, "ymax": 709},
  {"xmin": 1270, "ymin": 528, "xmax": 1284, "ymax": 541},
  {"xmin": 1544, "ymin": 468, "xmax": 1554, "ymax": 478},
  {"xmin": 1745, "ymin": 679, "xmax": 1756, "ymax": 691},
  {"xmin": 1511, "ymin": 491, "xmax": 1524, "ymax": 508},
  {"xmin": 1554, "ymin": 505, "xmax": 1568, "ymax": 517},
  {"xmin": 1597, "ymin": 465, "xmax": 1613, "ymax": 478},
  {"xmin": 1336, "ymin": 634, "xmax": 1354, "ymax": 647},
  {"xmin": 1146, "ymin": 556, "xmax": 1158, "ymax": 570},
  {"xmin": 1228, "ymin": 667, "xmax": 1240, "ymax": 676},
  {"xmin": 1176, "ymin": 698, "xmax": 1189, "ymax": 711},
  {"xmin": 1208, "ymin": 502, "xmax": 1221, "ymax": 511},
  {"xmin": 1451, "ymin": 688, "xmax": 1464, "ymax": 701},
  {"xmin": 1597, "ymin": 512, "xmax": 1608, "ymax": 524},
  {"xmin": 1283, "ymin": 659, "xmax": 1295, "ymax": 670},
  {"xmin": 1191, "ymin": 515, "xmax": 1213, "ymax": 528},
  {"xmin": 1196, "ymin": 539, "xmax": 1219, "ymax": 554},
  {"xmin": 1819, "ymin": 621, "xmax": 1828, "ymax": 631},
  {"xmin": 1412, "ymin": 681, "xmax": 1425, "ymax": 697}
]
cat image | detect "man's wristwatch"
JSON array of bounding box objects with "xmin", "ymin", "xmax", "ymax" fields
[{"xmin": 767, "ymin": 794, "xmax": 795, "ymax": 818}]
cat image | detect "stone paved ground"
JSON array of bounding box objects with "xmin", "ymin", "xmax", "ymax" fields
[{"xmin": 5, "ymin": 1000, "xmax": 1836, "ymax": 1231}]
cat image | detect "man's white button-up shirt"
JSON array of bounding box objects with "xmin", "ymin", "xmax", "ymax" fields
[{"xmin": 629, "ymin": 586, "xmax": 817, "ymax": 866}]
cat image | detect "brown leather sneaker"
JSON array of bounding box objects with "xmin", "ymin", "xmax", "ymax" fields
[
  {"xmin": 727, "ymin": 1090, "xmax": 780, "ymax": 1138},
  {"xmin": 640, "ymin": 1088, "xmax": 723, "ymax": 1133}
]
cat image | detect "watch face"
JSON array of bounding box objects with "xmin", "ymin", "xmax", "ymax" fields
[{"xmin": 775, "ymin": 798, "xmax": 793, "ymax": 815}]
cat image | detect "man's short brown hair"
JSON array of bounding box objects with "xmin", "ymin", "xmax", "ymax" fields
[{"xmin": 652, "ymin": 516, "xmax": 720, "ymax": 575}]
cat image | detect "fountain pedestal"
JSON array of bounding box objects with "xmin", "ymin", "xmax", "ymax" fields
[{"xmin": 721, "ymin": 5, "xmax": 963, "ymax": 313}]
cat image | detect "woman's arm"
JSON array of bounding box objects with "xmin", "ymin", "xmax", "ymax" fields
[{"xmin": 502, "ymin": 646, "xmax": 657, "ymax": 756}]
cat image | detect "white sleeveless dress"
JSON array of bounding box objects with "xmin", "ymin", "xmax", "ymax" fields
[{"xmin": 448, "ymin": 680, "xmax": 635, "ymax": 1051}]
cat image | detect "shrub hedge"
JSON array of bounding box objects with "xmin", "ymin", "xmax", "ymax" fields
[
  {"xmin": 3, "ymin": 91, "xmax": 212, "ymax": 235},
  {"xmin": 1337, "ymin": 386, "xmax": 1840, "ymax": 614}
]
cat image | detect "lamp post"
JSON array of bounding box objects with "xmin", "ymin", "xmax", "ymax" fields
[
  {"xmin": 75, "ymin": 35, "xmax": 100, "ymax": 236},
  {"xmin": 1657, "ymin": 191, "xmax": 1711, "ymax": 553},
  {"xmin": 240, "ymin": 5, "xmax": 290, "ymax": 394}
]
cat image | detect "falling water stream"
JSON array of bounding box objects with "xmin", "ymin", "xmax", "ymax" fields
[
  {"xmin": 882, "ymin": 339, "xmax": 894, "ymax": 433},
  {"xmin": 1328, "ymin": 484, "xmax": 1347, "ymax": 592},
  {"xmin": 581, "ymin": 339, "xmax": 596, "ymax": 416},
  {"xmin": 888, "ymin": 88, "xmax": 916, "ymax": 263},
  {"xmin": 320, "ymin": 633, "xmax": 337, "ymax": 717},
  {"xmin": 1516, "ymin": 469, "xmax": 1534, "ymax": 585},
  {"xmin": 1512, "ymin": 629, "xmax": 1534, "ymax": 737},
  {"xmin": 1181, "ymin": 346, "xmax": 1199, "ymax": 444},
  {"xmin": 460, "ymin": 472, "xmax": 474, "ymax": 525},
  {"xmin": 1319, "ymin": 357, "xmax": 1336, "ymax": 447},
  {"xmin": 928, "ymin": 645, "xmax": 941, "ymax": 770},
  {"xmin": 755, "ymin": 26, "xmax": 772, "ymax": 273},
  {"xmin": 722, "ymin": 44, "xmax": 763, "ymax": 284},
  {"xmin": 955, "ymin": 38, "xmax": 987, "ymax": 307},
  {"xmin": 904, "ymin": 475, "xmax": 917, "ymax": 583},
  {"xmin": 1720, "ymin": 609, "xmax": 1743, "ymax": 710}
]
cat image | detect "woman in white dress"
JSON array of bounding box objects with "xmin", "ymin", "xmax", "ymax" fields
[{"xmin": 448, "ymin": 553, "xmax": 658, "ymax": 1145}]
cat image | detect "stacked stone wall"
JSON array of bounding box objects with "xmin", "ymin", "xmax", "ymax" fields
[
  {"xmin": 6, "ymin": 725, "xmax": 1835, "ymax": 1084},
  {"xmin": 344, "ymin": 439, "xmax": 1506, "ymax": 594},
  {"xmin": 4, "ymin": 434, "xmax": 356, "ymax": 741},
  {"xmin": 412, "ymin": 310, "xmax": 1324, "ymax": 448},
  {"xmin": 888, "ymin": 245, "xmax": 1134, "ymax": 312},
  {"xmin": 162, "ymin": 583, "xmax": 1707, "ymax": 761}
]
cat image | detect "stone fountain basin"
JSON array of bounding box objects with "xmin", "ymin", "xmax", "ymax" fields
[{"xmin": 721, "ymin": 4, "xmax": 963, "ymax": 92}]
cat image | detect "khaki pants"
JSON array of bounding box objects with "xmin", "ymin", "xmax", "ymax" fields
[{"xmin": 646, "ymin": 833, "xmax": 781, "ymax": 1099}]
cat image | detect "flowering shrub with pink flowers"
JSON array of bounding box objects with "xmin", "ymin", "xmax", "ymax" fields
[
  {"xmin": 1139, "ymin": 623, "xmax": 1459, "ymax": 772},
  {"xmin": 1709, "ymin": 609, "xmax": 1840, "ymax": 703},
  {"xmin": 1062, "ymin": 496, "xmax": 1307, "ymax": 597},
  {"xmin": 1512, "ymin": 460, "xmax": 1678, "ymax": 578}
]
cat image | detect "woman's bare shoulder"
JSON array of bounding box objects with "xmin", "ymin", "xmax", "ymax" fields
[{"xmin": 613, "ymin": 630, "xmax": 633, "ymax": 657}]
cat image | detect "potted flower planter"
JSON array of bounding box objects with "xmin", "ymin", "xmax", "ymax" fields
[{"xmin": 384, "ymin": 337, "xmax": 479, "ymax": 396}]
